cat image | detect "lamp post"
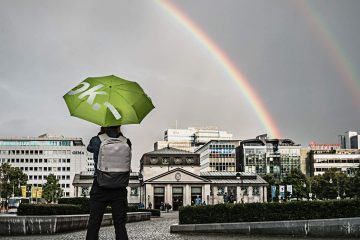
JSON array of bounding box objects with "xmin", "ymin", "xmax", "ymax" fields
[
  {"xmin": 138, "ymin": 173, "xmax": 143, "ymax": 209},
  {"xmin": 329, "ymin": 177, "xmax": 340, "ymax": 200},
  {"xmin": 0, "ymin": 172, "xmax": 3, "ymax": 211},
  {"xmin": 236, "ymin": 172, "xmax": 242, "ymax": 203}
]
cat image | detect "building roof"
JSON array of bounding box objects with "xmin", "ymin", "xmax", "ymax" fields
[
  {"xmin": 200, "ymin": 172, "xmax": 268, "ymax": 185},
  {"xmin": 195, "ymin": 139, "xmax": 242, "ymax": 153},
  {"xmin": 145, "ymin": 146, "xmax": 195, "ymax": 155},
  {"xmin": 144, "ymin": 168, "xmax": 210, "ymax": 183}
]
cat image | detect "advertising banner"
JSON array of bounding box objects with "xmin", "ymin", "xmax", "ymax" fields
[
  {"xmin": 286, "ymin": 185, "xmax": 293, "ymax": 195},
  {"xmin": 31, "ymin": 187, "xmax": 37, "ymax": 198},
  {"xmin": 279, "ymin": 185, "xmax": 285, "ymax": 199},
  {"xmin": 271, "ymin": 185, "xmax": 276, "ymax": 199},
  {"xmin": 21, "ymin": 186, "xmax": 26, "ymax": 198},
  {"xmin": 37, "ymin": 187, "xmax": 42, "ymax": 198}
]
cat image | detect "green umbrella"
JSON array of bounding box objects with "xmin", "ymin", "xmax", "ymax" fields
[{"xmin": 63, "ymin": 75, "xmax": 155, "ymax": 126}]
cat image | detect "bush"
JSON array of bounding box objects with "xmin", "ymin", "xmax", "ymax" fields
[
  {"xmin": 58, "ymin": 198, "xmax": 158, "ymax": 215},
  {"xmin": 17, "ymin": 204, "xmax": 84, "ymax": 216},
  {"xmin": 138, "ymin": 209, "xmax": 161, "ymax": 217},
  {"xmin": 179, "ymin": 199, "xmax": 360, "ymax": 224},
  {"xmin": 58, "ymin": 197, "xmax": 90, "ymax": 212}
]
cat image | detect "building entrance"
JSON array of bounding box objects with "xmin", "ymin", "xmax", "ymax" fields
[
  {"xmin": 154, "ymin": 187, "xmax": 165, "ymax": 210},
  {"xmin": 172, "ymin": 187, "xmax": 183, "ymax": 211}
]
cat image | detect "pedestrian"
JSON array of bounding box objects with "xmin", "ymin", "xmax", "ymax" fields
[
  {"xmin": 86, "ymin": 125, "xmax": 132, "ymax": 240},
  {"xmin": 148, "ymin": 202, "xmax": 152, "ymax": 209}
]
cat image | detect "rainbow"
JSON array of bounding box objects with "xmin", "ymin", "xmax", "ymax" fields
[
  {"xmin": 156, "ymin": 0, "xmax": 282, "ymax": 138},
  {"xmin": 297, "ymin": 1, "xmax": 360, "ymax": 103}
]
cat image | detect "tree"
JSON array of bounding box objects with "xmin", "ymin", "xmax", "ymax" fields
[
  {"xmin": 0, "ymin": 163, "xmax": 27, "ymax": 198},
  {"xmin": 43, "ymin": 174, "xmax": 63, "ymax": 203},
  {"xmin": 282, "ymin": 168, "xmax": 308, "ymax": 200},
  {"xmin": 349, "ymin": 168, "xmax": 360, "ymax": 199},
  {"xmin": 312, "ymin": 169, "xmax": 350, "ymax": 200}
]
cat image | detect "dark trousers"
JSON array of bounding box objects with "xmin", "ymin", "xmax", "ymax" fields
[{"xmin": 86, "ymin": 181, "xmax": 128, "ymax": 240}]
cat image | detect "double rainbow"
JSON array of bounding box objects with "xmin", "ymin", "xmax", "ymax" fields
[{"xmin": 157, "ymin": 0, "xmax": 282, "ymax": 138}]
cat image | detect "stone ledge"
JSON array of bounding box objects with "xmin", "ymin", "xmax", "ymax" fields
[
  {"xmin": 0, "ymin": 212, "xmax": 151, "ymax": 236},
  {"xmin": 170, "ymin": 217, "xmax": 360, "ymax": 238}
]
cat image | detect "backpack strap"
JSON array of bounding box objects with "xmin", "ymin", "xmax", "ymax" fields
[
  {"xmin": 99, "ymin": 133, "xmax": 127, "ymax": 143},
  {"xmin": 98, "ymin": 133, "xmax": 110, "ymax": 142}
]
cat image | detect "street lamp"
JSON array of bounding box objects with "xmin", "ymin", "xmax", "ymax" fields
[
  {"xmin": 329, "ymin": 177, "xmax": 340, "ymax": 200},
  {"xmin": 138, "ymin": 173, "xmax": 143, "ymax": 209}
]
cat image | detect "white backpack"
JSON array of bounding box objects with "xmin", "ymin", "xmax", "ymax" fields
[{"xmin": 96, "ymin": 133, "xmax": 132, "ymax": 188}]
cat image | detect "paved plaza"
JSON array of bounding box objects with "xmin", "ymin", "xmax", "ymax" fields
[{"xmin": 3, "ymin": 212, "xmax": 337, "ymax": 240}]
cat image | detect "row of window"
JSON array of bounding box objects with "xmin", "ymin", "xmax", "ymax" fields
[
  {"xmin": 2, "ymin": 158, "xmax": 71, "ymax": 164},
  {"xmin": 314, "ymin": 159, "xmax": 360, "ymax": 163},
  {"xmin": 20, "ymin": 166, "xmax": 71, "ymax": 172},
  {"xmin": 28, "ymin": 175, "xmax": 71, "ymax": 180},
  {"xmin": 0, "ymin": 150, "xmax": 73, "ymax": 155},
  {"xmin": 216, "ymin": 186, "xmax": 260, "ymax": 196}
]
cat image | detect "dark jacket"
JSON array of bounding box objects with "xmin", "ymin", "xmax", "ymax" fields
[{"xmin": 87, "ymin": 129, "xmax": 132, "ymax": 176}]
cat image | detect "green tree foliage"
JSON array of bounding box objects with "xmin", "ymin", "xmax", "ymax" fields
[
  {"xmin": 43, "ymin": 174, "xmax": 63, "ymax": 203},
  {"xmin": 0, "ymin": 163, "xmax": 27, "ymax": 198},
  {"xmin": 312, "ymin": 169, "xmax": 349, "ymax": 200},
  {"xmin": 349, "ymin": 168, "xmax": 360, "ymax": 199},
  {"xmin": 282, "ymin": 168, "xmax": 308, "ymax": 200}
]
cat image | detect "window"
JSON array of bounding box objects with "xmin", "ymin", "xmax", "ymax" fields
[
  {"xmin": 29, "ymin": 175, "xmax": 33, "ymax": 180},
  {"xmin": 130, "ymin": 187, "xmax": 138, "ymax": 196},
  {"xmin": 67, "ymin": 159, "xmax": 70, "ymax": 163},
  {"xmin": 66, "ymin": 175, "xmax": 70, "ymax": 180},
  {"xmin": 62, "ymin": 176, "xmax": 65, "ymax": 180},
  {"xmin": 58, "ymin": 167, "xmax": 61, "ymax": 171},
  {"xmin": 20, "ymin": 159, "xmax": 24, "ymax": 163},
  {"xmin": 25, "ymin": 167, "xmax": 28, "ymax": 171},
  {"xmin": 30, "ymin": 159, "xmax": 33, "ymax": 163},
  {"xmin": 217, "ymin": 186, "xmax": 225, "ymax": 195},
  {"xmin": 252, "ymin": 187, "xmax": 260, "ymax": 195},
  {"xmin": 39, "ymin": 159, "xmax": 42, "ymax": 163},
  {"xmin": 67, "ymin": 167, "xmax": 70, "ymax": 171},
  {"xmin": 65, "ymin": 192, "xmax": 69, "ymax": 197},
  {"xmin": 30, "ymin": 167, "xmax": 33, "ymax": 171},
  {"xmin": 66, "ymin": 184, "xmax": 70, "ymax": 188}
]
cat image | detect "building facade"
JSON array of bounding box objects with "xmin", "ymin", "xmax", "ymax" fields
[
  {"xmin": 236, "ymin": 135, "xmax": 301, "ymax": 181},
  {"xmin": 140, "ymin": 147, "xmax": 268, "ymax": 210},
  {"xmin": 0, "ymin": 134, "xmax": 88, "ymax": 197},
  {"xmin": 154, "ymin": 127, "xmax": 233, "ymax": 152},
  {"xmin": 195, "ymin": 140, "xmax": 241, "ymax": 172},
  {"xmin": 310, "ymin": 148, "xmax": 360, "ymax": 176},
  {"xmin": 339, "ymin": 131, "xmax": 360, "ymax": 149}
]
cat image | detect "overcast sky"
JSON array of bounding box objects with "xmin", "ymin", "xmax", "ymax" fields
[{"xmin": 1, "ymin": 0, "xmax": 360, "ymax": 170}]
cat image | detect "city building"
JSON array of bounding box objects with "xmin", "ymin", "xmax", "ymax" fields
[
  {"xmin": 140, "ymin": 146, "xmax": 268, "ymax": 210},
  {"xmin": 309, "ymin": 147, "xmax": 360, "ymax": 176},
  {"xmin": 0, "ymin": 134, "xmax": 88, "ymax": 197},
  {"xmin": 236, "ymin": 135, "xmax": 301, "ymax": 181},
  {"xmin": 339, "ymin": 131, "xmax": 360, "ymax": 149},
  {"xmin": 154, "ymin": 127, "xmax": 233, "ymax": 152},
  {"xmin": 195, "ymin": 140, "xmax": 241, "ymax": 172}
]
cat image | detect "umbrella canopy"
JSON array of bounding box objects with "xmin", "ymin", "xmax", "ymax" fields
[{"xmin": 63, "ymin": 75, "xmax": 154, "ymax": 126}]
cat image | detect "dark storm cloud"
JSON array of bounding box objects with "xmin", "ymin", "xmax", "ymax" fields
[{"xmin": 0, "ymin": 0, "xmax": 359, "ymax": 169}]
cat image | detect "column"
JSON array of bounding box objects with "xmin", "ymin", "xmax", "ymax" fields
[
  {"xmin": 166, "ymin": 184, "xmax": 172, "ymax": 205},
  {"xmin": 236, "ymin": 186, "xmax": 241, "ymax": 203},
  {"xmin": 185, "ymin": 184, "xmax": 191, "ymax": 206},
  {"xmin": 146, "ymin": 184, "xmax": 153, "ymax": 209},
  {"xmin": 204, "ymin": 184, "xmax": 211, "ymax": 204},
  {"xmin": 212, "ymin": 186, "xmax": 218, "ymax": 204},
  {"xmin": 248, "ymin": 186, "xmax": 253, "ymax": 203}
]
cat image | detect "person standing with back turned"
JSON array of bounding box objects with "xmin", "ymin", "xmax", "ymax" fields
[{"xmin": 86, "ymin": 125, "xmax": 132, "ymax": 240}]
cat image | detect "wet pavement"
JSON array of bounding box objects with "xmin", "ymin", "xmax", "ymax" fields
[{"xmin": 2, "ymin": 211, "xmax": 340, "ymax": 240}]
